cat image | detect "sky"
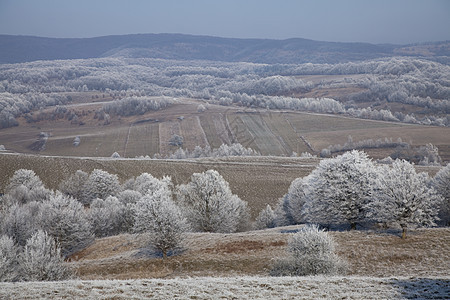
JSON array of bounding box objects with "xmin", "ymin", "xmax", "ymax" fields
[{"xmin": 0, "ymin": 0, "xmax": 449, "ymax": 44}]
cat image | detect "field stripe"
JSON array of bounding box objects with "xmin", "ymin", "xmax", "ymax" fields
[
  {"xmin": 239, "ymin": 113, "xmax": 286, "ymax": 156},
  {"xmin": 159, "ymin": 120, "xmax": 182, "ymax": 155},
  {"xmin": 179, "ymin": 116, "xmax": 210, "ymax": 151}
]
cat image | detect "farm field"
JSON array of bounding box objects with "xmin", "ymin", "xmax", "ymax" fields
[{"xmin": 1, "ymin": 97, "xmax": 448, "ymax": 162}]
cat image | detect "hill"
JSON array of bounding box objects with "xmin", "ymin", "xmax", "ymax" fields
[
  {"xmin": 1, "ymin": 33, "xmax": 449, "ymax": 64},
  {"xmin": 1, "ymin": 98, "xmax": 448, "ymax": 161},
  {"xmin": 1, "ymin": 227, "xmax": 448, "ymax": 298}
]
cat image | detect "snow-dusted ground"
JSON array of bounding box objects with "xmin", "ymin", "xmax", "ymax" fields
[{"xmin": 1, "ymin": 276, "xmax": 449, "ymax": 299}]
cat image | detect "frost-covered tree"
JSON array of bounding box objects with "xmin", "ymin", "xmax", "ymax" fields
[
  {"xmin": 176, "ymin": 170, "xmax": 250, "ymax": 233},
  {"xmin": 117, "ymin": 189, "xmax": 142, "ymax": 204},
  {"xmin": 432, "ymin": 163, "xmax": 450, "ymax": 226},
  {"xmin": 111, "ymin": 151, "xmax": 121, "ymax": 158},
  {"xmin": 1, "ymin": 201, "xmax": 41, "ymax": 246},
  {"xmin": 285, "ymin": 177, "xmax": 308, "ymax": 225},
  {"xmin": 270, "ymin": 225, "xmax": 346, "ymax": 276},
  {"xmin": 168, "ymin": 134, "xmax": 184, "ymax": 146},
  {"xmin": 0, "ymin": 235, "xmax": 20, "ymax": 282},
  {"xmin": 19, "ymin": 230, "xmax": 72, "ymax": 281},
  {"xmin": 58, "ymin": 170, "xmax": 89, "ymax": 203},
  {"xmin": 303, "ymin": 150, "xmax": 377, "ymax": 229},
  {"xmin": 368, "ymin": 160, "xmax": 442, "ymax": 238},
  {"xmin": 254, "ymin": 204, "xmax": 276, "ymax": 230},
  {"xmin": 273, "ymin": 177, "xmax": 308, "ymax": 227},
  {"xmin": 131, "ymin": 173, "xmax": 173, "ymax": 196},
  {"xmin": 2, "ymin": 169, "xmax": 50, "ymax": 206},
  {"xmin": 134, "ymin": 187, "xmax": 188, "ymax": 259},
  {"xmin": 38, "ymin": 193, "xmax": 93, "ymax": 257},
  {"xmin": 82, "ymin": 169, "xmax": 121, "ymax": 205},
  {"xmin": 88, "ymin": 196, "xmax": 130, "ymax": 237}
]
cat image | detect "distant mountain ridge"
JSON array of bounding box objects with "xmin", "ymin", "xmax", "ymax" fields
[{"xmin": 0, "ymin": 33, "xmax": 449, "ymax": 64}]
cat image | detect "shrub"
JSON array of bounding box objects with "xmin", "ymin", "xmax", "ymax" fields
[
  {"xmin": 38, "ymin": 193, "xmax": 94, "ymax": 257},
  {"xmin": 1, "ymin": 202, "xmax": 42, "ymax": 246},
  {"xmin": 0, "ymin": 235, "xmax": 20, "ymax": 282},
  {"xmin": 134, "ymin": 187, "xmax": 189, "ymax": 258},
  {"xmin": 432, "ymin": 163, "xmax": 450, "ymax": 226},
  {"xmin": 254, "ymin": 205, "xmax": 276, "ymax": 230},
  {"xmin": 82, "ymin": 169, "xmax": 121, "ymax": 205},
  {"xmin": 270, "ymin": 225, "xmax": 346, "ymax": 276},
  {"xmin": 89, "ymin": 196, "xmax": 130, "ymax": 237},
  {"xmin": 59, "ymin": 170, "xmax": 89, "ymax": 203},
  {"xmin": 3, "ymin": 169, "xmax": 50, "ymax": 206},
  {"xmin": 19, "ymin": 230, "xmax": 72, "ymax": 281},
  {"xmin": 176, "ymin": 170, "xmax": 250, "ymax": 233}
]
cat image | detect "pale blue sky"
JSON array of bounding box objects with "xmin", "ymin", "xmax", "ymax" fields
[{"xmin": 0, "ymin": 0, "xmax": 449, "ymax": 44}]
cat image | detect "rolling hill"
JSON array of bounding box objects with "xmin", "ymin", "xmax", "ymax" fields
[{"xmin": 1, "ymin": 33, "xmax": 449, "ymax": 64}]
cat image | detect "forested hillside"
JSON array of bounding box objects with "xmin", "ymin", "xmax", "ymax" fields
[{"xmin": 1, "ymin": 34, "xmax": 449, "ymax": 64}]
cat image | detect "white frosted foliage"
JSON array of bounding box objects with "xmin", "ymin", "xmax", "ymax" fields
[
  {"xmin": 19, "ymin": 230, "xmax": 72, "ymax": 281},
  {"xmin": 176, "ymin": 170, "xmax": 250, "ymax": 233},
  {"xmin": 368, "ymin": 160, "xmax": 442, "ymax": 237},
  {"xmin": 134, "ymin": 186, "xmax": 188, "ymax": 258}
]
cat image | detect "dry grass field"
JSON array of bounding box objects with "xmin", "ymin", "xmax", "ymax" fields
[
  {"xmin": 2, "ymin": 226, "xmax": 448, "ymax": 299},
  {"xmin": 2, "ymin": 276, "xmax": 448, "ymax": 299},
  {"xmin": 68, "ymin": 226, "xmax": 450, "ymax": 280}
]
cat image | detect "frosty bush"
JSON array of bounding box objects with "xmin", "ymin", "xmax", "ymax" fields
[
  {"xmin": 59, "ymin": 170, "xmax": 89, "ymax": 204},
  {"xmin": 39, "ymin": 193, "xmax": 94, "ymax": 257},
  {"xmin": 1, "ymin": 201, "xmax": 42, "ymax": 246},
  {"xmin": 89, "ymin": 196, "xmax": 130, "ymax": 237},
  {"xmin": 117, "ymin": 189, "xmax": 142, "ymax": 205},
  {"xmin": 254, "ymin": 204, "xmax": 276, "ymax": 230},
  {"xmin": 82, "ymin": 169, "xmax": 121, "ymax": 205},
  {"xmin": 168, "ymin": 134, "xmax": 184, "ymax": 146},
  {"xmin": 111, "ymin": 151, "xmax": 121, "ymax": 158},
  {"xmin": 0, "ymin": 235, "xmax": 20, "ymax": 282},
  {"xmin": 2, "ymin": 169, "xmax": 50, "ymax": 206},
  {"xmin": 432, "ymin": 163, "xmax": 450, "ymax": 226},
  {"xmin": 367, "ymin": 160, "xmax": 442, "ymax": 238},
  {"xmin": 134, "ymin": 187, "xmax": 189, "ymax": 258},
  {"xmin": 176, "ymin": 170, "xmax": 250, "ymax": 233},
  {"xmin": 131, "ymin": 173, "xmax": 173, "ymax": 196},
  {"xmin": 303, "ymin": 150, "xmax": 377, "ymax": 229},
  {"xmin": 270, "ymin": 225, "xmax": 346, "ymax": 276},
  {"xmin": 19, "ymin": 230, "xmax": 72, "ymax": 281},
  {"xmin": 284, "ymin": 177, "xmax": 308, "ymax": 225}
]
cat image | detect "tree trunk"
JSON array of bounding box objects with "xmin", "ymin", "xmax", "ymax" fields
[{"xmin": 401, "ymin": 227, "xmax": 407, "ymax": 239}]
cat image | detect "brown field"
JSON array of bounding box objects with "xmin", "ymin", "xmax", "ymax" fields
[{"xmin": 68, "ymin": 226, "xmax": 450, "ymax": 280}]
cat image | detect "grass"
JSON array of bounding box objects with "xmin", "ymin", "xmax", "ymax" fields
[
  {"xmin": 66, "ymin": 226, "xmax": 449, "ymax": 280},
  {"xmin": 2, "ymin": 276, "xmax": 449, "ymax": 299},
  {"xmin": 2, "ymin": 227, "xmax": 448, "ymax": 299}
]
